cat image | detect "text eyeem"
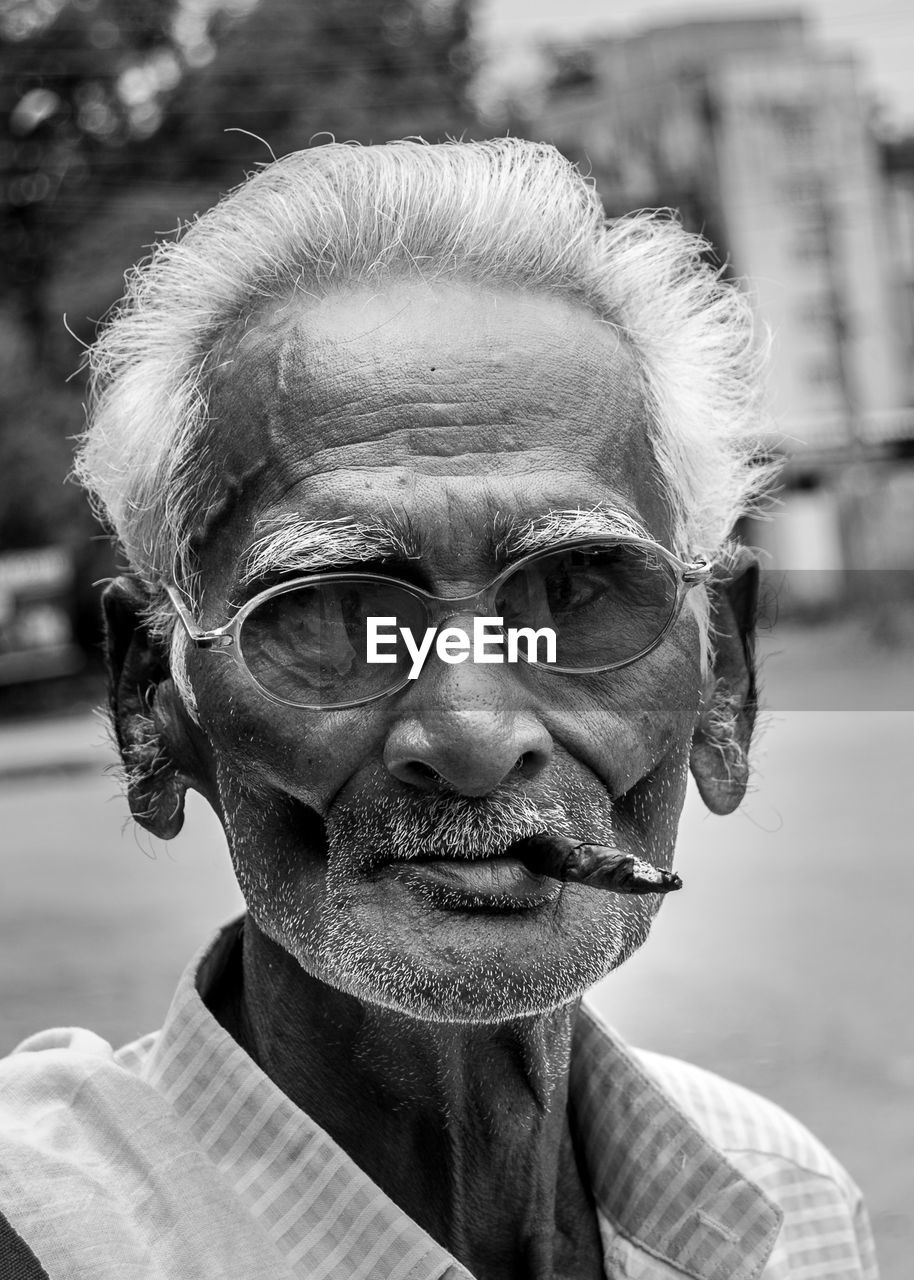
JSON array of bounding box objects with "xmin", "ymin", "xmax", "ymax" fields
[{"xmin": 367, "ymin": 616, "xmax": 557, "ymax": 680}]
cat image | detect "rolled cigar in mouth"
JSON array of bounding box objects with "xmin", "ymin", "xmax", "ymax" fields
[{"xmin": 509, "ymin": 833, "xmax": 682, "ymax": 896}]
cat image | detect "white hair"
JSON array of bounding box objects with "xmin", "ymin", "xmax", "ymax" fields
[{"xmin": 75, "ymin": 137, "xmax": 774, "ymax": 696}]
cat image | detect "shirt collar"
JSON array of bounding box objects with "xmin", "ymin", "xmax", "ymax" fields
[
  {"xmin": 143, "ymin": 919, "xmax": 779, "ymax": 1280},
  {"xmin": 572, "ymin": 1005, "xmax": 782, "ymax": 1279}
]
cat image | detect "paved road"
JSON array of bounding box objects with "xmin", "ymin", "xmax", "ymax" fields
[{"xmin": 1, "ymin": 623, "xmax": 911, "ymax": 1277}]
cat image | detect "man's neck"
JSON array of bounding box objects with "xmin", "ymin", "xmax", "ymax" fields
[{"xmin": 209, "ymin": 919, "xmax": 605, "ymax": 1280}]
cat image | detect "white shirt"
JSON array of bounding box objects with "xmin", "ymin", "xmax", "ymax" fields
[{"xmin": 0, "ymin": 918, "xmax": 878, "ymax": 1278}]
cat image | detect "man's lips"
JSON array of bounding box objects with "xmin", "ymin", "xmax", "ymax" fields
[{"xmin": 391, "ymin": 855, "xmax": 563, "ymax": 909}]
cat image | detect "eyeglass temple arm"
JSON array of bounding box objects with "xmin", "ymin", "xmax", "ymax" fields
[
  {"xmin": 162, "ymin": 583, "xmax": 235, "ymax": 649},
  {"xmin": 681, "ymin": 555, "xmax": 714, "ymax": 585}
]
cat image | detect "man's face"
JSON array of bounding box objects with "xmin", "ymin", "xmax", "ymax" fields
[{"xmin": 183, "ymin": 279, "xmax": 704, "ymax": 1021}]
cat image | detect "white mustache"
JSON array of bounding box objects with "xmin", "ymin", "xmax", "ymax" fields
[{"xmin": 325, "ymin": 778, "xmax": 615, "ymax": 868}]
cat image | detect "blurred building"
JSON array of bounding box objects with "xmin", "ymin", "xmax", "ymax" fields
[
  {"xmin": 883, "ymin": 136, "xmax": 914, "ymax": 401},
  {"xmin": 535, "ymin": 11, "xmax": 914, "ymax": 593}
]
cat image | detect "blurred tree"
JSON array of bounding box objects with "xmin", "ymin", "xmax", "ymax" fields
[
  {"xmin": 148, "ymin": 0, "xmax": 477, "ymax": 182},
  {"xmin": 0, "ymin": 0, "xmax": 179, "ymax": 369},
  {"xmin": 0, "ymin": 378, "xmax": 89, "ymax": 551},
  {"xmin": 2, "ymin": 0, "xmax": 479, "ymax": 376},
  {"xmin": 2, "ymin": 0, "xmax": 478, "ymax": 372}
]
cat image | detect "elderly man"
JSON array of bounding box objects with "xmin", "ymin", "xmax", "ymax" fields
[{"xmin": 0, "ymin": 140, "xmax": 875, "ymax": 1279}]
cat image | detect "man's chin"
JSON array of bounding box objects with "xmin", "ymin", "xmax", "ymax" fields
[
  {"xmin": 305, "ymin": 900, "xmax": 656, "ymax": 1024},
  {"xmin": 310, "ymin": 954, "xmax": 592, "ymax": 1024}
]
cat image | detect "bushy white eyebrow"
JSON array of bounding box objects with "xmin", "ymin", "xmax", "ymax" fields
[
  {"xmin": 242, "ymin": 505, "xmax": 653, "ymax": 590},
  {"xmin": 241, "ymin": 514, "xmax": 419, "ymax": 588},
  {"xmin": 494, "ymin": 506, "xmax": 652, "ymax": 560}
]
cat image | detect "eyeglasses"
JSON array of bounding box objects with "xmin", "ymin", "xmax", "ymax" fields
[{"xmin": 164, "ymin": 537, "xmax": 712, "ymax": 711}]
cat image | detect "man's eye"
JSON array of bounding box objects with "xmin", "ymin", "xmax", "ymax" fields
[{"xmin": 547, "ymin": 567, "xmax": 609, "ymax": 614}]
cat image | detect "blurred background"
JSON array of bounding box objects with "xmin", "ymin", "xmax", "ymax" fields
[{"xmin": 0, "ymin": 0, "xmax": 911, "ymax": 1275}]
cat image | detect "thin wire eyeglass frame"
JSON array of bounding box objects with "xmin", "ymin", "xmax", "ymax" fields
[{"xmin": 162, "ymin": 536, "xmax": 714, "ymax": 711}]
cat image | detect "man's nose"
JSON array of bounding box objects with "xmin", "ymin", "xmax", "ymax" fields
[{"xmin": 383, "ymin": 659, "xmax": 553, "ymax": 796}]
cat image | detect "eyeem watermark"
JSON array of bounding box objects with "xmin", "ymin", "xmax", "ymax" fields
[{"xmin": 367, "ymin": 616, "xmax": 556, "ymax": 679}]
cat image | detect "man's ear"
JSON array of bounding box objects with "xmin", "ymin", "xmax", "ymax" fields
[
  {"xmin": 102, "ymin": 575, "xmax": 206, "ymax": 838},
  {"xmin": 689, "ymin": 547, "xmax": 759, "ymax": 816}
]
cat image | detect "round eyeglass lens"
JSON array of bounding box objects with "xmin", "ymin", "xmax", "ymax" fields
[
  {"xmin": 238, "ymin": 578, "xmax": 427, "ymax": 707},
  {"xmin": 496, "ymin": 542, "xmax": 679, "ymax": 669}
]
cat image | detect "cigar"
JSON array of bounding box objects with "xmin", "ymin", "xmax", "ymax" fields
[{"xmin": 510, "ymin": 833, "xmax": 682, "ymax": 896}]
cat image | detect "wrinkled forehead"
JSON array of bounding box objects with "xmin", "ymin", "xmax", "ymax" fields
[{"xmin": 194, "ymin": 279, "xmax": 669, "ymax": 576}]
